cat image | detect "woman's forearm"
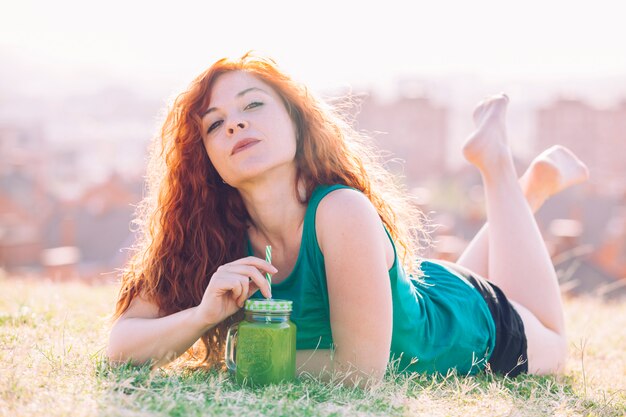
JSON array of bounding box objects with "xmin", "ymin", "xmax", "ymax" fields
[
  {"xmin": 296, "ymin": 349, "xmax": 385, "ymax": 388},
  {"xmin": 107, "ymin": 306, "xmax": 216, "ymax": 367},
  {"xmin": 296, "ymin": 349, "xmax": 334, "ymax": 378}
]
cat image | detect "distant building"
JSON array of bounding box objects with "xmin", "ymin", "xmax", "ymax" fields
[
  {"xmin": 352, "ymin": 92, "xmax": 448, "ymax": 186},
  {"xmin": 535, "ymin": 98, "xmax": 626, "ymax": 193},
  {"xmin": 0, "ymin": 191, "xmax": 43, "ymax": 269},
  {"xmin": 0, "ymin": 123, "xmax": 51, "ymax": 271},
  {"xmin": 1, "ymin": 136, "xmax": 142, "ymax": 279},
  {"xmin": 42, "ymin": 173, "xmax": 142, "ymax": 279},
  {"xmin": 1, "ymin": 111, "xmax": 147, "ymax": 280}
]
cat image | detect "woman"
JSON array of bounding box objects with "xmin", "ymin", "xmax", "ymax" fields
[{"xmin": 107, "ymin": 52, "xmax": 589, "ymax": 386}]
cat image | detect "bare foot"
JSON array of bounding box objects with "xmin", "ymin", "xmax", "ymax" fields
[
  {"xmin": 521, "ymin": 145, "xmax": 590, "ymax": 210},
  {"xmin": 462, "ymin": 93, "xmax": 512, "ymax": 171}
]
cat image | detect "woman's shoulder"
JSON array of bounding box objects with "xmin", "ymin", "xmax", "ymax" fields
[
  {"xmin": 314, "ymin": 186, "xmax": 384, "ymax": 253},
  {"xmin": 316, "ymin": 187, "xmax": 376, "ymax": 222},
  {"xmin": 307, "ymin": 184, "xmax": 370, "ymax": 220}
]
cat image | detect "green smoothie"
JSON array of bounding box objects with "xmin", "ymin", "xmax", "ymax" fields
[{"xmin": 235, "ymin": 318, "xmax": 296, "ymax": 386}]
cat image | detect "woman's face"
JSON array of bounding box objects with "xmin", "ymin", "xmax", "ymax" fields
[{"xmin": 201, "ymin": 71, "xmax": 298, "ymax": 187}]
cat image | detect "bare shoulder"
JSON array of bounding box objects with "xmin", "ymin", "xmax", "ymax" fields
[
  {"xmin": 317, "ymin": 187, "xmax": 376, "ymax": 219},
  {"xmin": 315, "ymin": 188, "xmax": 388, "ymax": 257},
  {"xmin": 317, "ymin": 186, "xmax": 378, "ymax": 221}
]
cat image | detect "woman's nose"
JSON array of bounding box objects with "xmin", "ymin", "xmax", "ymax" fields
[{"xmin": 226, "ymin": 120, "xmax": 248, "ymax": 136}]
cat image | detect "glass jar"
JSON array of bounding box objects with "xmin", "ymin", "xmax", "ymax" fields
[{"xmin": 225, "ymin": 299, "xmax": 297, "ymax": 386}]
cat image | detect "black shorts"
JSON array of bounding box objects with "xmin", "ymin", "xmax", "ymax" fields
[{"xmin": 464, "ymin": 273, "xmax": 529, "ymax": 377}]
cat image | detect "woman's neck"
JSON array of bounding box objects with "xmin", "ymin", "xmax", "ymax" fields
[{"xmin": 237, "ymin": 176, "xmax": 307, "ymax": 250}]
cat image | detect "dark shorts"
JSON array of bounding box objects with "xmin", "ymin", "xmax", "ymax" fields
[{"xmin": 464, "ymin": 273, "xmax": 529, "ymax": 377}]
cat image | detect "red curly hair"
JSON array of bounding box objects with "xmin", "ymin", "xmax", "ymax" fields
[{"xmin": 113, "ymin": 51, "xmax": 429, "ymax": 368}]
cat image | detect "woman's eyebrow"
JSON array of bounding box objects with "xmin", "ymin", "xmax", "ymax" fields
[{"xmin": 202, "ymin": 87, "xmax": 269, "ymax": 118}]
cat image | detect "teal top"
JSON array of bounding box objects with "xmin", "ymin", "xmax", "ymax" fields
[{"xmin": 249, "ymin": 184, "xmax": 496, "ymax": 375}]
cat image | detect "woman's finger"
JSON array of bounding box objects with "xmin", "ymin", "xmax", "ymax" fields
[
  {"xmin": 221, "ymin": 264, "xmax": 272, "ymax": 299},
  {"xmin": 230, "ymin": 278, "xmax": 243, "ymax": 301},
  {"xmin": 221, "ymin": 264, "xmax": 266, "ymax": 281},
  {"xmin": 218, "ymin": 264, "xmax": 271, "ymax": 298},
  {"xmin": 228, "ymin": 256, "xmax": 277, "ymax": 275},
  {"xmin": 236, "ymin": 278, "xmax": 249, "ymax": 307},
  {"xmin": 248, "ymin": 279, "xmax": 260, "ymax": 297}
]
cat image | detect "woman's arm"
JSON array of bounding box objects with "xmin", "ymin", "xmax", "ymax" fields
[
  {"xmin": 107, "ymin": 296, "xmax": 215, "ymax": 367},
  {"xmin": 314, "ymin": 189, "xmax": 394, "ymax": 387},
  {"xmin": 107, "ymin": 257, "xmax": 275, "ymax": 367}
]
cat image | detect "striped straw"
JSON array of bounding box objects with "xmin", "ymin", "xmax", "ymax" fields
[{"xmin": 265, "ymin": 245, "xmax": 272, "ymax": 297}]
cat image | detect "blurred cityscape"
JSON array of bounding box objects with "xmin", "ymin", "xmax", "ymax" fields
[{"xmin": 1, "ymin": 78, "xmax": 625, "ymax": 299}]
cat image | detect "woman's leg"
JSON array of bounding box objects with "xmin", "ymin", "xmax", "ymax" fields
[
  {"xmin": 457, "ymin": 145, "xmax": 589, "ymax": 278},
  {"xmin": 462, "ymin": 93, "xmax": 569, "ymax": 373}
]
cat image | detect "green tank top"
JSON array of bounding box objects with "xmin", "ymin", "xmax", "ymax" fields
[{"xmin": 248, "ymin": 184, "xmax": 496, "ymax": 375}]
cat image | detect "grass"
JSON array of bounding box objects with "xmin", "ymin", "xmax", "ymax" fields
[{"xmin": 0, "ymin": 275, "xmax": 624, "ymax": 417}]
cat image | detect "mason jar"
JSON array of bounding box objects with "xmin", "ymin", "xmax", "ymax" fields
[{"xmin": 225, "ymin": 299, "xmax": 296, "ymax": 386}]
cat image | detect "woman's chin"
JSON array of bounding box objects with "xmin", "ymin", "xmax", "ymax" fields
[{"xmin": 226, "ymin": 160, "xmax": 295, "ymax": 188}]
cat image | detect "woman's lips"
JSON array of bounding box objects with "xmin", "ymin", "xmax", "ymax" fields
[{"xmin": 231, "ymin": 139, "xmax": 260, "ymax": 155}]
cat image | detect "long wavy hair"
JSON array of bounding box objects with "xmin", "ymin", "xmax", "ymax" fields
[{"xmin": 113, "ymin": 51, "xmax": 429, "ymax": 369}]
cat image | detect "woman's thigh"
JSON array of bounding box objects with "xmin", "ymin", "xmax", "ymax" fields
[{"xmin": 509, "ymin": 299, "xmax": 567, "ymax": 374}]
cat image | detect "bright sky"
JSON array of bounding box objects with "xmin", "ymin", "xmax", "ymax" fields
[{"xmin": 1, "ymin": 0, "xmax": 625, "ymax": 96}]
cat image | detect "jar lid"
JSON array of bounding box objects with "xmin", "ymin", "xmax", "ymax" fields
[{"xmin": 244, "ymin": 299, "xmax": 293, "ymax": 312}]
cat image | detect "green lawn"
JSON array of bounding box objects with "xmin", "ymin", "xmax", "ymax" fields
[{"xmin": 0, "ymin": 276, "xmax": 624, "ymax": 417}]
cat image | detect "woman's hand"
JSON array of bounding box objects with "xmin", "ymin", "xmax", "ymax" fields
[{"xmin": 194, "ymin": 256, "xmax": 276, "ymax": 328}]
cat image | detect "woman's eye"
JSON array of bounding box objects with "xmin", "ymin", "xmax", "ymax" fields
[
  {"xmin": 207, "ymin": 120, "xmax": 222, "ymax": 133},
  {"xmin": 245, "ymin": 101, "xmax": 263, "ymax": 110}
]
